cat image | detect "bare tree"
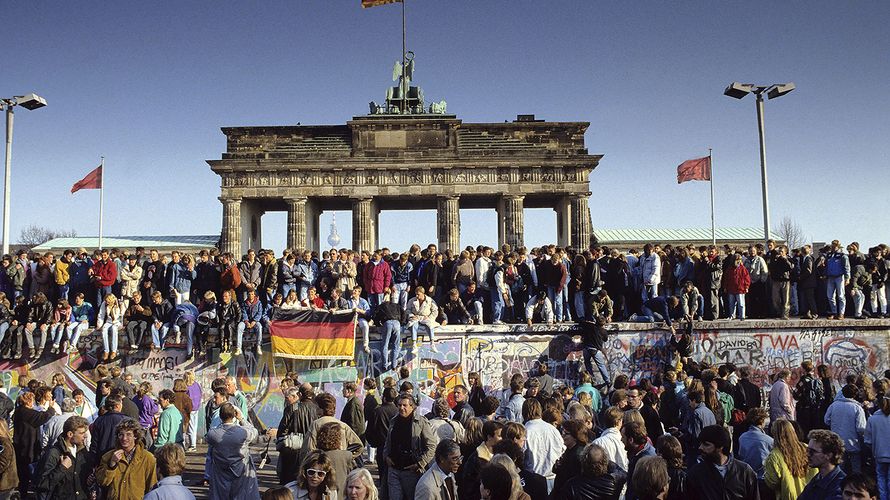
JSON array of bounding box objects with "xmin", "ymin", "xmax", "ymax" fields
[
  {"xmin": 775, "ymin": 216, "xmax": 805, "ymax": 250},
  {"xmin": 18, "ymin": 224, "xmax": 77, "ymax": 247}
]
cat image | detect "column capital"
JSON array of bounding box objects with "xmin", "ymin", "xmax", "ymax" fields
[
  {"xmin": 350, "ymin": 196, "xmax": 374, "ymax": 203},
  {"xmin": 502, "ymin": 194, "xmax": 526, "ymax": 201},
  {"xmin": 437, "ymin": 194, "xmax": 461, "ymax": 201},
  {"xmin": 284, "ymin": 196, "xmax": 308, "ymax": 204},
  {"xmin": 568, "ymin": 192, "xmax": 592, "ymax": 199},
  {"xmin": 218, "ymin": 195, "xmax": 242, "ymax": 203}
]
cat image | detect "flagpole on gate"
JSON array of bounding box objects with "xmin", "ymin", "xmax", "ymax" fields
[
  {"xmin": 401, "ymin": 0, "xmax": 407, "ymax": 114},
  {"xmin": 709, "ymin": 148, "xmax": 715, "ymax": 245},
  {"xmin": 98, "ymin": 156, "xmax": 105, "ymax": 250}
]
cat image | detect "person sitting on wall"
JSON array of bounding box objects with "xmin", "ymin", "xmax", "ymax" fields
[{"xmin": 525, "ymin": 291, "xmax": 555, "ymax": 327}]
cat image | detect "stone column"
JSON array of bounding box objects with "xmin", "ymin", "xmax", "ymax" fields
[
  {"xmin": 219, "ymin": 196, "xmax": 242, "ymax": 256},
  {"xmin": 502, "ymin": 195, "xmax": 525, "ymax": 249},
  {"xmin": 570, "ymin": 193, "xmax": 592, "ymax": 250},
  {"xmin": 436, "ymin": 195, "xmax": 461, "ymax": 253},
  {"xmin": 554, "ymin": 197, "xmax": 571, "ymax": 248},
  {"xmin": 352, "ymin": 197, "xmax": 374, "ymax": 252},
  {"xmin": 285, "ymin": 196, "xmax": 307, "ymax": 251}
]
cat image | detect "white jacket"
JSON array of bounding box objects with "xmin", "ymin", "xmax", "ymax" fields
[
  {"xmin": 641, "ymin": 253, "xmax": 661, "ymax": 285},
  {"xmin": 524, "ymin": 418, "xmax": 565, "ymax": 479},
  {"xmin": 408, "ymin": 296, "xmax": 439, "ymax": 322},
  {"xmin": 593, "ymin": 426, "xmax": 629, "ymax": 471}
]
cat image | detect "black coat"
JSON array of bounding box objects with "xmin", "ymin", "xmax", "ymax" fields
[
  {"xmin": 553, "ymin": 444, "xmax": 586, "ymax": 495},
  {"xmin": 366, "ymin": 402, "xmax": 398, "ymax": 448},
  {"xmin": 89, "ymin": 411, "xmax": 128, "ymax": 457},
  {"xmin": 558, "ymin": 461, "xmax": 627, "ymax": 500},
  {"xmin": 12, "ymin": 405, "xmax": 56, "ymax": 464},
  {"xmin": 36, "ymin": 437, "xmax": 94, "ymax": 500},
  {"xmin": 687, "ymin": 455, "xmax": 760, "ymax": 500}
]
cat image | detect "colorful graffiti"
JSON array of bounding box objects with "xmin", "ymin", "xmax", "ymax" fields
[{"xmin": 2, "ymin": 323, "xmax": 889, "ymax": 435}]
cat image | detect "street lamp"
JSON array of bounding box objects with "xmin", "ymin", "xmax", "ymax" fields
[
  {"xmin": 723, "ymin": 82, "xmax": 794, "ymax": 244},
  {"xmin": 1, "ymin": 93, "xmax": 48, "ymax": 254}
]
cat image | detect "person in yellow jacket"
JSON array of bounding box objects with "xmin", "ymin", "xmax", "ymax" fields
[
  {"xmin": 764, "ymin": 418, "xmax": 817, "ymax": 500},
  {"xmin": 96, "ymin": 418, "xmax": 158, "ymax": 500},
  {"xmin": 54, "ymin": 249, "xmax": 73, "ymax": 301}
]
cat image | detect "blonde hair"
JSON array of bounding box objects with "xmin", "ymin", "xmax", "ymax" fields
[
  {"xmin": 104, "ymin": 294, "xmax": 117, "ymax": 306},
  {"xmin": 623, "ymin": 409, "xmax": 644, "ymax": 427},
  {"xmin": 489, "ymin": 454, "xmax": 524, "ymax": 500},
  {"xmin": 344, "ymin": 468, "xmax": 378, "ymax": 500},
  {"xmin": 184, "ymin": 370, "xmax": 196, "ymax": 386},
  {"xmin": 772, "ymin": 419, "xmax": 810, "ymax": 478}
]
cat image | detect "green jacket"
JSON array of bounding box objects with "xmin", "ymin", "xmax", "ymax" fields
[{"xmin": 155, "ymin": 405, "xmax": 183, "ymax": 447}]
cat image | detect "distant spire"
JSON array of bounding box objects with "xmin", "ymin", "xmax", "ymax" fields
[{"xmin": 327, "ymin": 213, "xmax": 342, "ymax": 248}]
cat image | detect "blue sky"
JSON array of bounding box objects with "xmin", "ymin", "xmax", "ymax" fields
[{"xmin": 4, "ymin": 1, "xmax": 889, "ymax": 252}]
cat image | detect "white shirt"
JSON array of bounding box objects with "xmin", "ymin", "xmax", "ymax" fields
[
  {"xmin": 593, "ymin": 427, "xmax": 629, "ymax": 471},
  {"xmin": 524, "ymin": 418, "xmax": 566, "ymax": 479}
]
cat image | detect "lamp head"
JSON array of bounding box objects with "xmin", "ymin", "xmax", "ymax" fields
[
  {"xmin": 723, "ymin": 82, "xmax": 753, "ymax": 99},
  {"xmin": 767, "ymin": 83, "xmax": 795, "ymax": 100},
  {"xmin": 15, "ymin": 93, "xmax": 47, "ymax": 110}
]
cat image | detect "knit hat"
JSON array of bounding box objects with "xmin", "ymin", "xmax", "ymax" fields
[{"xmin": 698, "ymin": 425, "xmax": 731, "ymax": 452}]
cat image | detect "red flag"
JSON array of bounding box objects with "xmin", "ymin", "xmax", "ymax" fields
[
  {"xmin": 362, "ymin": 0, "xmax": 401, "ymax": 7},
  {"xmin": 677, "ymin": 156, "xmax": 711, "ymax": 184},
  {"xmin": 71, "ymin": 165, "xmax": 102, "ymax": 193}
]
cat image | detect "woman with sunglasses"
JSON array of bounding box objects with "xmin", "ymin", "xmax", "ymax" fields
[{"xmin": 292, "ymin": 450, "xmax": 338, "ymax": 500}]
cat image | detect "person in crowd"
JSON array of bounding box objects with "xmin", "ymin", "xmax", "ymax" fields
[
  {"xmin": 383, "ymin": 393, "xmax": 435, "ymax": 500},
  {"xmin": 522, "ymin": 398, "xmax": 565, "ymax": 490},
  {"xmin": 823, "ymin": 240, "xmax": 851, "ymax": 320},
  {"xmin": 593, "ymin": 406, "xmax": 628, "ymax": 471},
  {"xmin": 725, "ymin": 253, "xmax": 751, "ymax": 320},
  {"xmin": 91, "ymin": 395, "xmax": 129, "ymax": 457},
  {"xmin": 170, "ymin": 298, "xmax": 199, "ymax": 359},
  {"xmin": 865, "ymin": 387, "xmax": 890, "ymax": 499},
  {"xmin": 123, "ymin": 290, "xmax": 152, "ymax": 350},
  {"xmin": 769, "ymin": 369, "xmax": 795, "ymax": 423},
  {"xmin": 632, "ymin": 455, "xmax": 671, "ymax": 500},
  {"xmin": 415, "ymin": 439, "xmax": 462, "ymax": 500},
  {"xmin": 499, "ymin": 374, "xmax": 526, "ymax": 423},
  {"xmin": 143, "ymin": 444, "xmax": 196, "ymax": 500},
  {"xmin": 840, "ymin": 473, "xmax": 878, "ymax": 500},
  {"xmin": 737, "ymin": 407, "xmax": 773, "ymax": 483},
  {"xmin": 41, "ymin": 396, "xmax": 79, "ymax": 448},
  {"xmin": 478, "ymin": 463, "xmax": 514, "ymax": 500},
  {"xmin": 794, "ymin": 360, "xmax": 825, "ymax": 437},
  {"xmin": 35, "ymin": 414, "xmax": 92, "ymax": 499},
  {"xmin": 0, "ymin": 419, "xmax": 17, "ymax": 498},
  {"xmin": 824, "ymin": 384, "xmax": 867, "ymax": 474},
  {"xmin": 406, "ymin": 285, "xmax": 439, "ymax": 353},
  {"xmin": 303, "ymin": 393, "xmax": 363, "ymax": 460},
  {"xmin": 149, "ymin": 290, "xmax": 174, "ymax": 352},
  {"xmin": 133, "ymin": 381, "xmax": 159, "ymax": 449},
  {"xmin": 687, "ymin": 425, "xmax": 758, "ymax": 500},
  {"xmin": 13, "ymin": 391, "xmax": 56, "ymax": 495},
  {"xmin": 374, "ymin": 287, "xmax": 405, "ymax": 371},
  {"xmin": 316, "ymin": 422, "xmax": 357, "ymax": 499},
  {"xmin": 764, "ymin": 418, "xmax": 817, "ymax": 500},
  {"xmin": 798, "ymin": 429, "xmax": 847, "ymax": 500},
  {"xmin": 552, "ymin": 419, "xmax": 591, "ymax": 494},
  {"xmin": 154, "ymin": 389, "xmax": 184, "ymax": 449},
  {"xmin": 655, "ymin": 435, "xmax": 687, "ymax": 500},
  {"xmin": 459, "ymin": 419, "xmax": 503, "ymax": 500},
  {"xmin": 206, "ymin": 402, "xmax": 259, "ymax": 500},
  {"xmin": 344, "ymin": 467, "xmax": 379, "ymax": 500},
  {"xmin": 96, "ymin": 418, "xmax": 158, "ymax": 500}
]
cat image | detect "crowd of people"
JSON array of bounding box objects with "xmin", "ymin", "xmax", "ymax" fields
[
  {"xmin": 2, "ymin": 238, "xmax": 888, "ymax": 366},
  {"xmin": 3, "ymin": 349, "xmax": 890, "ymax": 499}
]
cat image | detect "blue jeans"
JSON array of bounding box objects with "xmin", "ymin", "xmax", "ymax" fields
[
  {"xmin": 58, "ymin": 284, "xmax": 69, "ymax": 302},
  {"xmin": 280, "ymin": 283, "xmax": 295, "ymax": 299},
  {"xmin": 827, "ymin": 275, "xmax": 846, "ymax": 315},
  {"xmin": 382, "ymin": 319, "xmax": 402, "ymax": 369},
  {"xmin": 561, "ymin": 287, "xmax": 571, "ymax": 321},
  {"xmin": 877, "ymin": 462, "xmax": 890, "ymax": 500},
  {"xmin": 388, "ymin": 468, "xmax": 422, "ymax": 500},
  {"xmin": 368, "ymin": 293, "xmax": 384, "ymax": 316},
  {"xmin": 727, "ymin": 293, "xmax": 746, "ymax": 319},
  {"xmin": 636, "ymin": 305, "xmax": 665, "ymax": 323},
  {"xmin": 298, "ymin": 282, "xmax": 310, "ymax": 301},
  {"xmin": 467, "ymin": 299, "xmax": 483, "ymax": 323},
  {"xmin": 101, "ymin": 323, "xmax": 120, "ymax": 353},
  {"xmin": 237, "ymin": 322, "xmax": 262, "ymax": 350},
  {"xmin": 173, "ymin": 319, "xmax": 194, "ymax": 355},
  {"xmin": 96, "ymin": 285, "xmax": 112, "ymax": 308},
  {"xmin": 547, "ymin": 286, "xmax": 563, "ymax": 322},
  {"xmin": 393, "ymin": 282, "xmax": 409, "ymax": 310},
  {"xmin": 151, "ymin": 322, "xmax": 171, "ymax": 348},
  {"xmin": 0, "ymin": 322, "xmax": 8, "ymax": 349},
  {"xmin": 642, "ymin": 283, "xmax": 659, "ymax": 302},
  {"xmin": 491, "ymin": 288, "xmax": 505, "ymax": 322},
  {"xmin": 574, "ymin": 292, "xmax": 586, "ymax": 321},
  {"xmin": 583, "ymin": 347, "xmax": 610, "ymax": 386}
]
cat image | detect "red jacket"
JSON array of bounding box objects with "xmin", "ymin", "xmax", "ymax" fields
[
  {"xmin": 724, "ymin": 264, "xmax": 751, "ymax": 294},
  {"xmin": 220, "ymin": 264, "xmax": 242, "ymax": 293},
  {"xmin": 92, "ymin": 259, "xmax": 117, "ymax": 287},
  {"xmin": 363, "ymin": 260, "xmax": 392, "ymax": 294}
]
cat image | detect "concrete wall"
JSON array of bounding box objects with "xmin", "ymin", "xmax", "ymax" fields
[{"xmin": 2, "ymin": 319, "xmax": 888, "ymax": 433}]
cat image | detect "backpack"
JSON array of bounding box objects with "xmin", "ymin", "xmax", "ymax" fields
[
  {"xmin": 826, "ymin": 254, "xmax": 845, "ymax": 277},
  {"xmin": 795, "ymin": 375, "xmax": 824, "ymax": 409},
  {"xmin": 486, "ymin": 264, "xmax": 501, "ymax": 288},
  {"xmin": 717, "ymin": 391, "xmax": 735, "ymax": 425}
]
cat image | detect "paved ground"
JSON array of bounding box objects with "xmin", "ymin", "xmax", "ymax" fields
[{"xmin": 180, "ymin": 440, "xmax": 379, "ymax": 498}]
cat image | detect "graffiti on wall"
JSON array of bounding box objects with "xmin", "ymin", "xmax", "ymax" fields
[{"xmin": 1, "ymin": 325, "xmax": 888, "ymax": 432}]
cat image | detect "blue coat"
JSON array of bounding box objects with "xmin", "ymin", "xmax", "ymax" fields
[
  {"xmin": 241, "ymin": 297, "xmax": 264, "ymax": 323},
  {"xmin": 206, "ymin": 422, "xmax": 260, "ymax": 500},
  {"xmin": 172, "ymin": 302, "xmax": 199, "ymax": 324}
]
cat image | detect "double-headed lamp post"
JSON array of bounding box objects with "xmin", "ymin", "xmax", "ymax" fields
[
  {"xmin": 723, "ymin": 82, "xmax": 795, "ymax": 245},
  {"xmin": 1, "ymin": 93, "xmax": 48, "ymax": 255}
]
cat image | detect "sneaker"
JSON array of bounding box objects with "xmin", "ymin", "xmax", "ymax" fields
[
  {"xmin": 838, "ymin": 314, "xmax": 845, "ymax": 320},
  {"xmin": 256, "ymin": 344, "xmax": 263, "ymax": 355},
  {"xmin": 233, "ymin": 348, "xmax": 242, "ymax": 356},
  {"xmin": 187, "ymin": 447, "xmax": 197, "ymax": 453},
  {"xmin": 130, "ymin": 344, "xmax": 138, "ymax": 350},
  {"xmin": 492, "ymin": 320, "xmax": 505, "ymax": 325}
]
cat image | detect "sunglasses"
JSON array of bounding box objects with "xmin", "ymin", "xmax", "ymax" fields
[{"xmin": 306, "ymin": 468, "xmax": 327, "ymax": 478}]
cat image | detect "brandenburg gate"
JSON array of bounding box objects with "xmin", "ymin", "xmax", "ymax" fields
[{"xmin": 209, "ymin": 68, "xmax": 601, "ymax": 255}]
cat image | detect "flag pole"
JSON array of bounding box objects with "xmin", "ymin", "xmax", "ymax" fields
[
  {"xmin": 708, "ymin": 148, "xmax": 715, "ymax": 245},
  {"xmin": 401, "ymin": 0, "xmax": 407, "ymax": 114},
  {"xmin": 98, "ymin": 156, "xmax": 105, "ymax": 250}
]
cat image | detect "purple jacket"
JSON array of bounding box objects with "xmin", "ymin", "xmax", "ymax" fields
[
  {"xmin": 187, "ymin": 382, "xmax": 202, "ymax": 411},
  {"xmin": 135, "ymin": 394, "xmax": 159, "ymax": 429}
]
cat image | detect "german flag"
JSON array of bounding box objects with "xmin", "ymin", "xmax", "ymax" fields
[
  {"xmin": 362, "ymin": 0, "xmax": 401, "ymax": 7},
  {"xmin": 270, "ymin": 309, "xmax": 356, "ymax": 360}
]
